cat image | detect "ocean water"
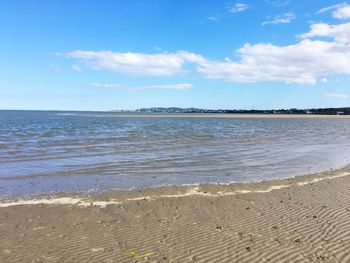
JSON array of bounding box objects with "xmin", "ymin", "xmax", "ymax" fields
[{"xmin": 1, "ymin": 110, "xmax": 350, "ymax": 197}]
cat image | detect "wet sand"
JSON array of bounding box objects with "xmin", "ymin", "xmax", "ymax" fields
[{"xmin": 2, "ymin": 167, "xmax": 350, "ymax": 262}]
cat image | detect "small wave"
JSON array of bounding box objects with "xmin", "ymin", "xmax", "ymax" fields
[{"xmin": 55, "ymin": 113, "xmax": 78, "ymax": 116}]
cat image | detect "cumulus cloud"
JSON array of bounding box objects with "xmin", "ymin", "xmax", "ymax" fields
[
  {"xmin": 318, "ymin": 3, "xmax": 350, "ymax": 19},
  {"xmin": 67, "ymin": 20, "xmax": 350, "ymax": 85},
  {"xmin": 333, "ymin": 5, "xmax": 350, "ymax": 19},
  {"xmin": 324, "ymin": 93, "xmax": 348, "ymax": 98},
  {"xmin": 90, "ymin": 83, "xmax": 192, "ymax": 90},
  {"xmin": 228, "ymin": 3, "xmax": 249, "ymax": 13},
  {"xmin": 262, "ymin": 13, "xmax": 295, "ymax": 25},
  {"xmin": 68, "ymin": 39, "xmax": 350, "ymax": 85},
  {"xmin": 68, "ymin": 50, "xmax": 205, "ymax": 77},
  {"xmin": 300, "ymin": 22, "xmax": 350, "ymax": 43},
  {"xmin": 196, "ymin": 39, "xmax": 350, "ymax": 84}
]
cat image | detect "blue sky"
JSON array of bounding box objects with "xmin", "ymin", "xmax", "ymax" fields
[{"xmin": 1, "ymin": 0, "xmax": 350, "ymax": 110}]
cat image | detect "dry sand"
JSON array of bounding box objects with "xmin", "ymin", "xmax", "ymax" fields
[{"xmin": 2, "ymin": 167, "xmax": 350, "ymax": 262}]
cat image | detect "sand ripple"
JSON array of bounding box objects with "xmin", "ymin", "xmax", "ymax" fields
[{"xmin": 1, "ymin": 169, "xmax": 350, "ymax": 262}]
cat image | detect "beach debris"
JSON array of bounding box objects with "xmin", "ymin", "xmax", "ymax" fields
[
  {"xmin": 274, "ymin": 238, "xmax": 282, "ymax": 244},
  {"xmin": 294, "ymin": 238, "xmax": 301, "ymax": 243},
  {"xmin": 215, "ymin": 226, "xmax": 222, "ymax": 231},
  {"xmin": 124, "ymin": 251, "xmax": 137, "ymax": 258},
  {"xmin": 173, "ymin": 213, "xmax": 181, "ymax": 220},
  {"xmin": 123, "ymin": 250, "xmax": 155, "ymax": 258}
]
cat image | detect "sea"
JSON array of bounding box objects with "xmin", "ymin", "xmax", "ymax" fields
[{"xmin": 1, "ymin": 110, "xmax": 350, "ymax": 197}]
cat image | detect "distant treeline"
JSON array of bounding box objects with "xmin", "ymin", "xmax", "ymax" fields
[{"xmin": 134, "ymin": 107, "xmax": 350, "ymax": 115}]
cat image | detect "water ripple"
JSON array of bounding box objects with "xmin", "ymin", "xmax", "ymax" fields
[{"xmin": 1, "ymin": 110, "xmax": 350, "ymax": 197}]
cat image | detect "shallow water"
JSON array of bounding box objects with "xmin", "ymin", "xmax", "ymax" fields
[{"xmin": 1, "ymin": 110, "xmax": 350, "ymax": 197}]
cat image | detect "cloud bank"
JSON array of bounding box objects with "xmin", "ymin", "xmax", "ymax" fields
[
  {"xmin": 90, "ymin": 83, "xmax": 192, "ymax": 90},
  {"xmin": 199, "ymin": 40, "xmax": 350, "ymax": 84},
  {"xmin": 68, "ymin": 13, "xmax": 350, "ymax": 85},
  {"xmin": 68, "ymin": 50, "xmax": 205, "ymax": 77}
]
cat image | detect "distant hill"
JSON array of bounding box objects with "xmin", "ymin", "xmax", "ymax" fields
[{"xmin": 133, "ymin": 107, "xmax": 350, "ymax": 115}]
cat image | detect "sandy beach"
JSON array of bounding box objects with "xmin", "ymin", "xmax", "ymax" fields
[
  {"xmin": 1, "ymin": 167, "xmax": 350, "ymax": 262},
  {"xmin": 4, "ymin": 0, "xmax": 350, "ymax": 262}
]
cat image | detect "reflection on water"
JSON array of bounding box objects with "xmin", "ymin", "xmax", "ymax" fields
[{"xmin": 1, "ymin": 110, "xmax": 350, "ymax": 197}]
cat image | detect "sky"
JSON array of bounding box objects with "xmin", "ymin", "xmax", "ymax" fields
[{"xmin": 1, "ymin": 0, "xmax": 350, "ymax": 111}]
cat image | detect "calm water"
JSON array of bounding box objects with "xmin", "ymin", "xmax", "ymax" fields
[{"xmin": 1, "ymin": 110, "xmax": 350, "ymax": 197}]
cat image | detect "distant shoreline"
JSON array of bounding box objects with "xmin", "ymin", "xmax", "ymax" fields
[
  {"xmin": 2, "ymin": 108, "xmax": 350, "ymax": 116},
  {"xmin": 96, "ymin": 113, "xmax": 350, "ymax": 119},
  {"xmin": 4, "ymin": 109, "xmax": 350, "ymax": 118}
]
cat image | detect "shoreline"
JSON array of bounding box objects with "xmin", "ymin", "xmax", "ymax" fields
[
  {"xmin": 3, "ymin": 109, "xmax": 350, "ymax": 118},
  {"xmin": 2, "ymin": 166, "xmax": 350, "ymax": 262},
  {"xmin": 71, "ymin": 113, "xmax": 350, "ymax": 119},
  {"xmin": 1, "ymin": 165, "xmax": 350, "ymax": 206}
]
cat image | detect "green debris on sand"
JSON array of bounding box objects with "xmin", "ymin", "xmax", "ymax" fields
[
  {"xmin": 124, "ymin": 251, "xmax": 137, "ymax": 258},
  {"xmin": 123, "ymin": 251, "xmax": 155, "ymax": 258}
]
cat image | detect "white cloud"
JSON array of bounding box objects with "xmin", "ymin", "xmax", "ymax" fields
[
  {"xmin": 67, "ymin": 21, "xmax": 350, "ymax": 85},
  {"xmin": 333, "ymin": 5, "xmax": 350, "ymax": 19},
  {"xmin": 324, "ymin": 93, "xmax": 348, "ymax": 98},
  {"xmin": 68, "ymin": 50, "xmax": 205, "ymax": 77},
  {"xmin": 321, "ymin": 78, "xmax": 328, "ymax": 83},
  {"xmin": 318, "ymin": 3, "xmax": 345, "ymax": 14},
  {"xmin": 300, "ymin": 22, "xmax": 350, "ymax": 43},
  {"xmin": 69, "ymin": 38, "xmax": 350, "ymax": 85},
  {"xmin": 318, "ymin": 3, "xmax": 350, "ymax": 19},
  {"xmin": 196, "ymin": 39, "xmax": 350, "ymax": 84},
  {"xmin": 91, "ymin": 83, "xmax": 192, "ymax": 90},
  {"xmin": 262, "ymin": 13, "xmax": 295, "ymax": 25},
  {"xmin": 228, "ymin": 3, "xmax": 249, "ymax": 13}
]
